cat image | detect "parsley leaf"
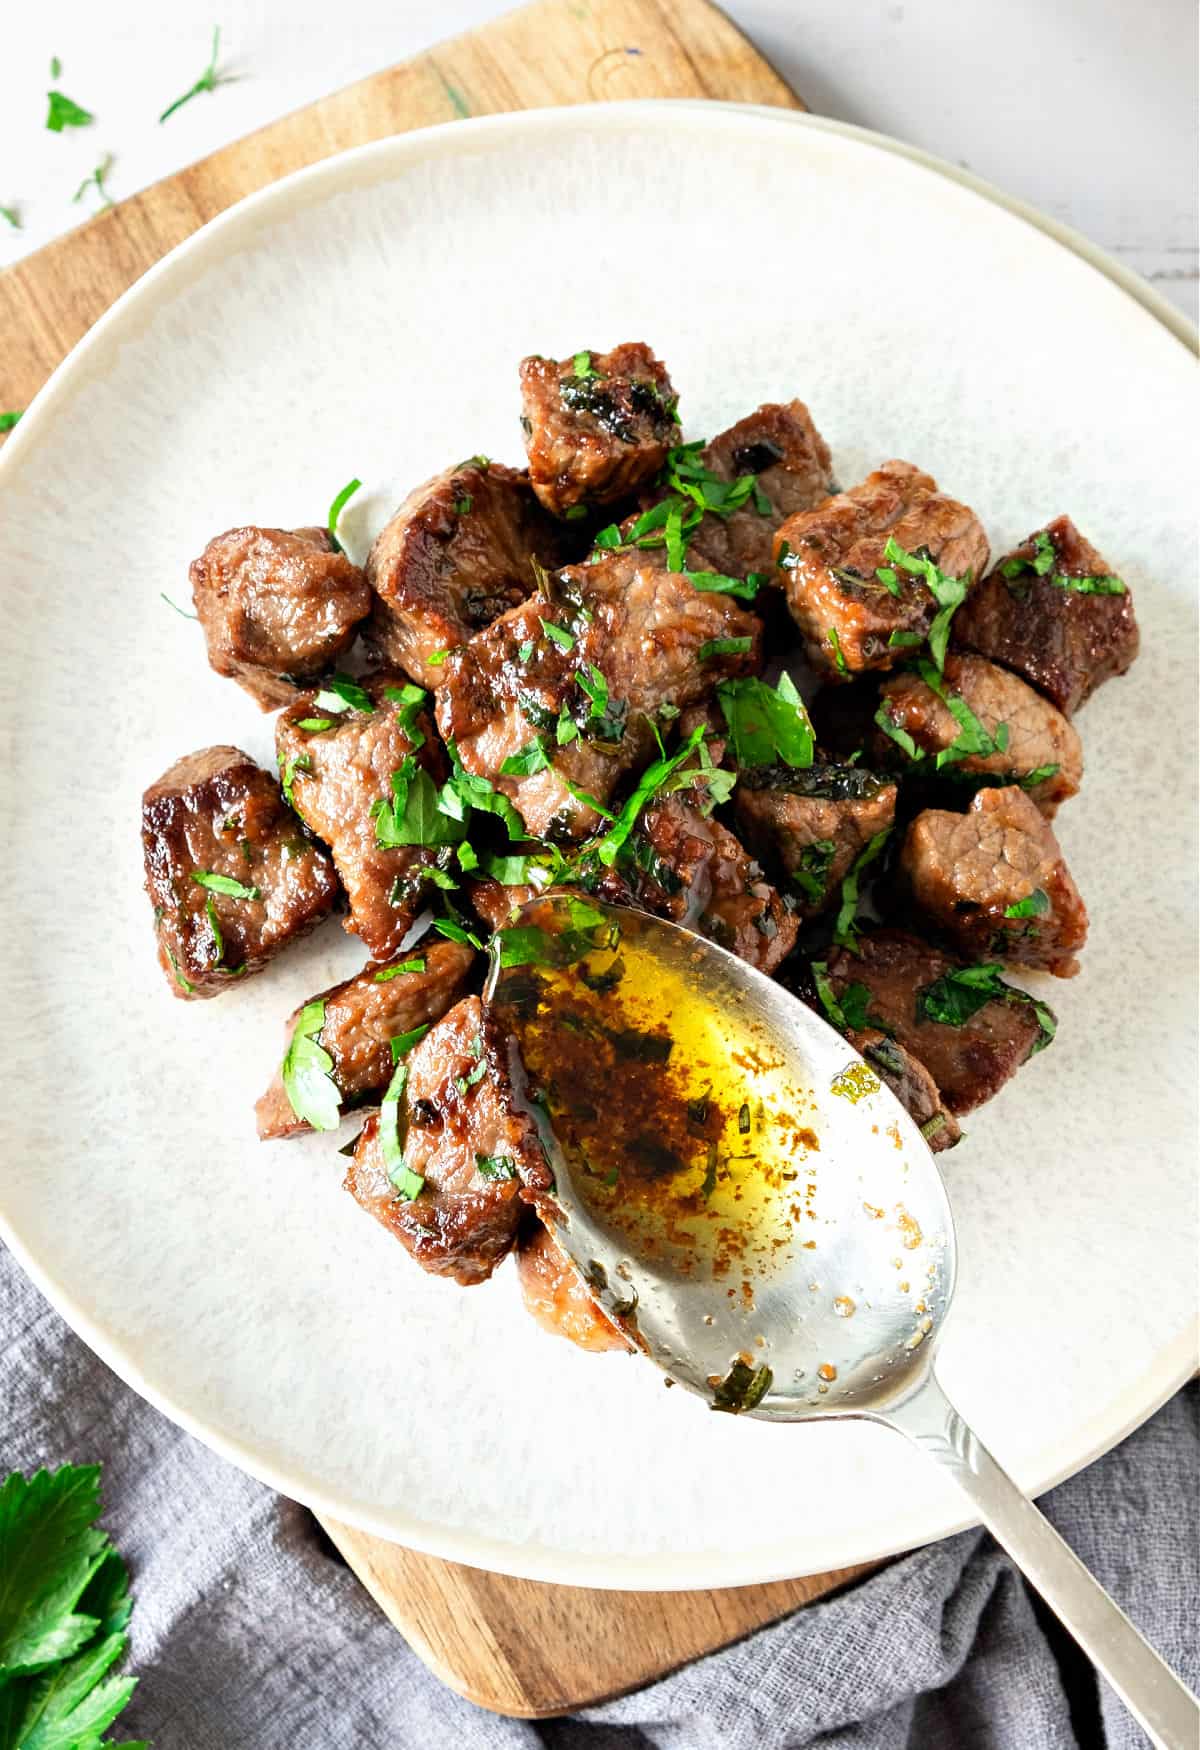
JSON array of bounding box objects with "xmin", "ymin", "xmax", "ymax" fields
[
  {"xmin": 475, "ymin": 1153, "xmax": 517, "ymax": 1180},
  {"xmin": 1020, "ymin": 763, "xmax": 1061, "ymax": 790},
  {"xmin": 572, "ymin": 349, "xmax": 601, "ymax": 380},
  {"xmin": 874, "ymin": 701, "xmax": 920, "ymax": 761},
  {"xmin": 500, "ymin": 739, "xmax": 551, "ymax": 777},
  {"xmin": 686, "ymin": 569, "xmax": 766, "ymax": 602},
  {"xmin": 440, "ymin": 743, "xmax": 527, "ymax": 840},
  {"xmin": 1052, "ymin": 573, "xmax": 1126, "ymax": 595},
  {"xmin": 914, "ymin": 658, "xmax": 1008, "ymax": 768},
  {"xmin": 831, "ymin": 829, "xmax": 891, "ymax": 951},
  {"xmin": 296, "ymin": 717, "xmax": 334, "ymax": 733},
  {"xmin": 314, "ymin": 673, "xmax": 373, "ymax": 714},
  {"xmin": 811, "ymin": 962, "xmax": 872, "ymax": 1033},
  {"xmin": 792, "ymin": 838, "xmax": 836, "ymax": 903},
  {"xmin": 595, "ymin": 725, "xmax": 707, "ymax": 866},
  {"xmin": 717, "ymin": 672, "xmax": 814, "ymax": 769},
  {"xmin": 918, "ymin": 966, "xmax": 1055, "ymax": 1051},
  {"xmin": 45, "ymin": 91, "xmax": 94, "ymax": 132},
  {"xmin": 0, "ymin": 411, "xmax": 24, "ymax": 433},
  {"xmin": 389, "ymin": 1024, "xmax": 430, "ymax": 1060},
  {"xmin": 699, "ymin": 636, "xmax": 752, "ymax": 662},
  {"xmin": 379, "ymin": 1063, "xmax": 424, "ymax": 1199},
  {"xmin": 427, "ymin": 647, "xmax": 452, "ymax": 666},
  {"xmin": 373, "ymin": 763, "xmax": 465, "ymax": 848},
  {"xmin": 882, "ymin": 536, "xmax": 970, "ymax": 671},
  {"xmin": 281, "ymin": 999, "xmax": 340, "ymax": 1131},
  {"xmin": 827, "ymin": 626, "xmax": 849, "ymax": 674},
  {"xmin": 1004, "ymin": 888, "xmax": 1050, "ymax": 919},
  {"xmin": 190, "ymin": 871, "xmax": 261, "ymax": 901},
  {"xmin": 593, "ymin": 524, "xmax": 623, "ymax": 550},
  {"xmin": 433, "ymin": 916, "xmax": 483, "ymax": 949},
  {"xmin": 0, "ymin": 205, "xmax": 20, "ymax": 229},
  {"xmin": 72, "ymin": 156, "xmax": 114, "ymax": 210},
  {"xmin": 374, "ymin": 957, "xmax": 426, "ymax": 981},
  {"xmin": 665, "ymin": 502, "xmax": 687, "ymax": 572},
  {"xmin": 1001, "ymin": 529, "xmax": 1058, "ymax": 580},
  {"xmin": 539, "ymin": 618, "xmax": 575, "ymax": 651},
  {"xmin": 325, "ymin": 476, "xmax": 362, "ymax": 553},
  {"xmin": 159, "ymin": 26, "xmax": 235, "ymax": 123},
  {"xmin": 577, "ymin": 664, "xmax": 609, "ymax": 720}
]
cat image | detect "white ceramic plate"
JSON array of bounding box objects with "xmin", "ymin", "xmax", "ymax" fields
[{"xmin": 1, "ymin": 104, "xmax": 1196, "ymax": 1590}]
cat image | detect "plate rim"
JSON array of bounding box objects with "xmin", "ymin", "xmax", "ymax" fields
[{"xmin": 1, "ymin": 100, "xmax": 1196, "ymax": 1590}]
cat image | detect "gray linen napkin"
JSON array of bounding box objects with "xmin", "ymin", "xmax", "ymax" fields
[{"xmin": 3, "ymin": 1241, "xmax": 1195, "ymax": 1749}]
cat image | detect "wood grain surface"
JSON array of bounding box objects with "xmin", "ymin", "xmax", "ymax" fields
[{"xmin": 0, "ymin": 0, "xmax": 882, "ymax": 1719}]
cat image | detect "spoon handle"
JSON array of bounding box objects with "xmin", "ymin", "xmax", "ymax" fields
[{"xmin": 882, "ymin": 1369, "xmax": 1198, "ymax": 1750}]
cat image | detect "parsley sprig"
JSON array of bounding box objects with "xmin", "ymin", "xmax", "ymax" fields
[
  {"xmin": 0, "ymin": 1464, "xmax": 142, "ymax": 1748},
  {"xmin": 159, "ymin": 26, "xmax": 236, "ymax": 123},
  {"xmin": 281, "ymin": 999, "xmax": 340, "ymax": 1130}
]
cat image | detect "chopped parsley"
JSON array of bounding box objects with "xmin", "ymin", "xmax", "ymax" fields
[
  {"xmin": 165, "ymin": 943, "xmax": 194, "ymax": 994},
  {"xmin": 572, "ymin": 349, "xmax": 601, "ymax": 380},
  {"xmin": 1052, "ymin": 573, "xmax": 1126, "ymax": 595},
  {"xmin": 827, "ymin": 626, "xmax": 849, "ymax": 674},
  {"xmin": 373, "ymin": 762, "xmax": 465, "ymax": 848},
  {"xmin": 280, "ymin": 751, "xmax": 311, "ymax": 807},
  {"xmin": 380, "ymin": 1063, "xmax": 423, "ymax": 1199},
  {"xmin": 475, "ymin": 1153, "xmax": 518, "ymax": 1180},
  {"xmin": 281, "ymin": 999, "xmax": 340, "ymax": 1130},
  {"xmin": 665, "ymin": 501, "xmax": 687, "ymax": 571},
  {"xmin": 686, "ymin": 568, "xmax": 767, "ymax": 602},
  {"xmin": 882, "ymin": 536, "xmax": 970, "ymax": 671},
  {"xmin": 699, "ymin": 636, "xmax": 752, "ymax": 662},
  {"xmin": 159, "ymin": 26, "xmax": 235, "ymax": 124},
  {"xmin": 454, "ymin": 493, "xmax": 473, "ymax": 515},
  {"xmin": 439, "ymin": 743, "xmax": 527, "ymax": 840},
  {"xmin": 45, "ymin": 90, "xmax": 94, "ymax": 131},
  {"xmin": 374, "ymin": 957, "xmax": 426, "ymax": 980},
  {"xmin": 1004, "ymin": 888, "xmax": 1050, "ymax": 919},
  {"xmin": 1001, "ymin": 530, "xmax": 1058, "ymax": 580},
  {"xmin": 0, "ymin": 411, "xmax": 23, "ymax": 433},
  {"xmin": 593, "ymin": 524, "xmax": 623, "ymax": 549},
  {"xmin": 539, "ymin": 618, "xmax": 575, "ymax": 651},
  {"xmin": 383, "ymin": 680, "xmax": 429, "ymax": 745},
  {"xmin": 433, "ymin": 916, "xmax": 484, "ymax": 949},
  {"xmin": 427, "ymin": 648, "xmax": 452, "ymax": 665},
  {"xmin": 499, "ymin": 739, "xmax": 551, "ymax": 777},
  {"xmin": 919, "ymin": 964, "xmax": 1056, "ymax": 1051},
  {"xmin": 190, "ymin": 870, "xmax": 261, "ymax": 900},
  {"xmin": 0, "ymin": 205, "xmax": 19, "ymax": 229},
  {"xmin": 296, "ymin": 717, "xmax": 334, "ymax": 732},
  {"xmin": 831, "ymin": 829, "xmax": 890, "ymax": 951},
  {"xmin": 389, "ymin": 1023, "xmax": 430, "ymax": 1061},
  {"xmin": 314, "ymin": 672, "xmax": 373, "ymax": 714},
  {"xmin": 792, "ymin": 838, "xmax": 836, "ymax": 903},
  {"xmin": 874, "ymin": 702, "xmax": 920, "ymax": 761},
  {"xmin": 711, "ymin": 1359, "xmax": 773, "ymax": 1414},
  {"xmin": 1020, "ymin": 763, "xmax": 1061, "ymax": 790},
  {"xmin": 717, "ymin": 672, "xmax": 814, "ymax": 769},
  {"xmin": 595, "ymin": 725, "xmax": 708, "ymax": 866},
  {"xmin": 325, "ymin": 476, "xmax": 362, "ymax": 554},
  {"xmin": 915, "ymin": 659, "xmax": 1008, "ymax": 768},
  {"xmin": 72, "ymin": 156, "xmax": 113, "ymax": 210}
]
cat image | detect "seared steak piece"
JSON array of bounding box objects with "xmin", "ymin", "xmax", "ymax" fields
[
  {"xmin": 436, "ymin": 548, "xmax": 760, "ymax": 838},
  {"xmin": 899, "ymin": 785, "xmax": 1088, "ymax": 977},
  {"xmin": 276, "ymin": 670, "xmax": 449, "ymax": 960},
  {"xmin": 618, "ymin": 797, "xmax": 799, "ymax": 974},
  {"xmin": 255, "ymin": 938, "xmax": 477, "ymax": 1139},
  {"xmin": 519, "ymin": 342, "xmax": 680, "ymax": 515},
  {"xmin": 190, "ymin": 526, "xmax": 370, "ymax": 710},
  {"xmin": 467, "ymin": 877, "xmax": 538, "ymax": 935},
  {"xmin": 734, "ymin": 763, "xmax": 897, "ymax": 917},
  {"xmin": 142, "ymin": 746, "xmax": 339, "ymax": 1000},
  {"xmin": 516, "ymin": 1222, "xmax": 631, "ymax": 1352},
  {"xmin": 823, "ymin": 929, "xmax": 1050, "ymax": 1114},
  {"xmin": 344, "ymin": 996, "xmax": 535, "ymax": 1284},
  {"xmin": 776, "ymin": 461, "xmax": 988, "ymax": 679},
  {"xmin": 874, "ymin": 653, "xmax": 1082, "ymax": 816},
  {"xmin": 952, "ymin": 515, "xmax": 1138, "ymax": 716},
  {"xmin": 364, "ymin": 460, "xmax": 566, "ymax": 689},
  {"xmin": 844, "ymin": 1028, "xmax": 961, "ymax": 1153}
]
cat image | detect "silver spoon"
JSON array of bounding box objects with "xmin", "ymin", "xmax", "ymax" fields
[{"xmin": 486, "ymin": 894, "xmax": 1198, "ymax": 1750}]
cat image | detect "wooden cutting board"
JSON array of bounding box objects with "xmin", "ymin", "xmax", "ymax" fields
[{"xmin": 0, "ymin": 0, "xmax": 878, "ymax": 1716}]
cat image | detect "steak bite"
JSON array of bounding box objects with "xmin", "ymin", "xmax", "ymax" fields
[
  {"xmin": 436, "ymin": 548, "xmax": 760, "ymax": 839},
  {"xmin": 899, "ymin": 785, "xmax": 1088, "ymax": 977},
  {"xmin": 516, "ymin": 1222, "xmax": 631, "ymax": 1352},
  {"xmin": 519, "ymin": 342, "xmax": 680, "ymax": 515},
  {"xmin": 844, "ymin": 1029, "xmax": 961, "ymax": 1153},
  {"xmin": 952, "ymin": 515, "xmax": 1138, "ymax": 716},
  {"xmin": 142, "ymin": 746, "xmax": 339, "ymax": 1000},
  {"xmin": 874, "ymin": 653, "xmax": 1082, "ymax": 816},
  {"xmin": 734, "ymin": 763, "xmax": 897, "ymax": 917},
  {"xmin": 343, "ymin": 996, "xmax": 536, "ymax": 1284},
  {"xmin": 255, "ymin": 938, "xmax": 477, "ymax": 1139},
  {"xmin": 364, "ymin": 460, "xmax": 566, "ymax": 690},
  {"xmin": 276, "ymin": 671, "xmax": 449, "ymax": 960},
  {"xmin": 616, "ymin": 796, "xmax": 799, "ymax": 974},
  {"xmin": 190, "ymin": 526, "xmax": 371, "ymax": 710},
  {"xmin": 776, "ymin": 461, "xmax": 989, "ymax": 679},
  {"xmin": 823, "ymin": 929, "xmax": 1051, "ymax": 1115}
]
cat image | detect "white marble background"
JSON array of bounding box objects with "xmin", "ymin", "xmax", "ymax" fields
[{"xmin": 2, "ymin": 0, "xmax": 1196, "ymax": 324}]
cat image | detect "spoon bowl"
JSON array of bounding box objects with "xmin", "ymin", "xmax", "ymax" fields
[{"xmin": 485, "ymin": 892, "xmax": 1197, "ymax": 1749}]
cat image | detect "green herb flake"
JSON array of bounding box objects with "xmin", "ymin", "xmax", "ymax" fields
[
  {"xmin": 873, "ymin": 702, "xmax": 920, "ymax": 761},
  {"xmin": 454, "ymin": 1056, "xmax": 488, "ymax": 1096},
  {"xmin": 1052, "ymin": 572, "xmax": 1127, "ymax": 595},
  {"xmin": 593, "ymin": 524, "xmax": 623, "ymax": 550},
  {"xmin": 159, "ymin": 26, "xmax": 234, "ymax": 124},
  {"xmin": 165, "ymin": 943, "xmax": 194, "ymax": 994},
  {"xmin": 190, "ymin": 870, "xmax": 261, "ymax": 901},
  {"xmin": 46, "ymin": 90, "xmax": 94, "ymax": 132},
  {"xmin": 373, "ymin": 957, "xmax": 427, "ymax": 981},
  {"xmin": 737, "ymin": 1102, "xmax": 751, "ymax": 1135},
  {"xmin": 572, "ymin": 349, "xmax": 601, "ymax": 380},
  {"xmin": 281, "ymin": 998, "xmax": 340, "ymax": 1130},
  {"xmin": 718, "ymin": 672, "xmax": 814, "ymax": 770},
  {"xmin": 875, "ymin": 565, "xmax": 901, "ymax": 594},
  {"xmin": 0, "ymin": 205, "xmax": 20, "ymax": 229},
  {"xmin": 389, "ymin": 1023, "xmax": 430, "ymax": 1061},
  {"xmin": 72, "ymin": 156, "xmax": 114, "ymax": 210},
  {"xmin": 314, "ymin": 672, "xmax": 373, "ymax": 714},
  {"xmin": 699, "ymin": 636, "xmax": 753, "ymax": 662},
  {"xmin": 427, "ymin": 648, "xmax": 452, "ymax": 666},
  {"xmin": 379, "ymin": 1062, "xmax": 423, "ymax": 1199},
  {"xmin": 475, "ymin": 1153, "xmax": 518, "ymax": 1180},
  {"xmin": 888, "ymin": 629, "xmax": 924, "ymax": 649},
  {"xmin": 540, "ymin": 618, "xmax": 575, "ymax": 651},
  {"xmin": 665, "ymin": 501, "xmax": 687, "ymax": 572},
  {"xmin": 711, "ymin": 1359, "xmax": 773, "ymax": 1414},
  {"xmin": 827, "ymin": 626, "xmax": 849, "ymax": 674},
  {"xmin": 454, "ymin": 493, "xmax": 473, "ymax": 515},
  {"xmin": 792, "ymin": 838, "xmax": 836, "ymax": 904},
  {"xmin": 595, "ymin": 725, "xmax": 707, "ymax": 866},
  {"xmin": 500, "ymin": 738, "xmax": 551, "ymax": 777},
  {"xmin": 882, "ymin": 536, "xmax": 970, "ymax": 671},
  {"xmin": 325, "ymin": 476, "xmax": 362, "ymax": 554},
  {"xmin": 0, "ymin": 411, "xmax": 24, "ymax": 433},
  {"xmin": 832, "ymin": 829, "xmax": 891, "ymax": 951},
  {"xmin": 686, "ymin": 569, "xmax": 765, "ymax": 602},
  {"xmin": 1020, "ymin": 763, "xmax": 1061, "ymax": 790},
  {"xmin": 1004, "ymin": 888, "xmax": 1050, "ymax": 919}
]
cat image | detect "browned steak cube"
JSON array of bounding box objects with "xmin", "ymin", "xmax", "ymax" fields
[
  {"xmin": 519, "ymin": 342, "xmax": 680, "ymax": 515},
  {"xmin": 734, "ymin": 764, "xmax": 897, "ymax": 917},
  {"xmin": 516, "ymin": 1222, "xmax": 631, "ymax": 1352},
  {"xmin": 190, "ymin": 526, "xmax": 371, "ymax": 710},
  {"xmin": 142, "ymin": 746, "xmax": 339, "ymax": 1000},
  {"xmin": 276, "ymin": 671, "xmax": 449, "ymax": 960},
  {"xmin": 823, "ymin": 929, "xmax": 1052, "ymax": 1114},
  {"xmin": 899, "ymin": 785, "xmax": 1088, "ymax": 977},
  {"xmin": 255, "ymin": 938, "xmax": 477, "ymax": 1139},
  {"xmin": 844, "ymin": 1029, "xmax": 961, "ymax": 1152},
  {"xmin": 873, "ymin": 653, "xmax": 1082, "ymax": 816},
  {"xmin": 364, "ymin": 459, "xmax": 566, "ymax": 689},
  {"xmin": 618, "ymin": 796, "xmax": 798, "ymax": 974},
  {"xmin": 466, "ymin": 878, "xmax": 538, "ymax": 935},
  {"xmin": 952, "ymin": 515, "xmax": 1138, "ymax": 716},
  {"xmin": 776, "ymin": 461, "xmax": 989, "ymax": 679},
  {"xmin": 436, "ymin": 549, "xmax": 760, "ymax": 839},
  {"xmin": 344, "ymin": 996, "xmax": 537, "ymax": 1284}
]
